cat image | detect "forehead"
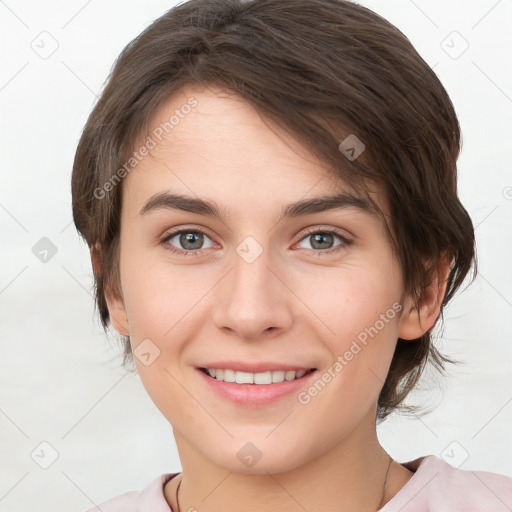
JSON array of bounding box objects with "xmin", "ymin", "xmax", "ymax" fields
[
  {"xmin": 141, "ymin": 84, "xmax": 330, "ymax": 173},
  {"xmin": 124, "ymin": 84, "xmax": 388, "ymax": 220}
]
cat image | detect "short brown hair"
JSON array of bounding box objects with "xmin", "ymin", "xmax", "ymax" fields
[{"xmin": 71, "ymin": 0, "xmax": 476, "ymax": 419}]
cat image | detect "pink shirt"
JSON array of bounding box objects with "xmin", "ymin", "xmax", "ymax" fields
[{"xmin": 86, "ymin": 455, "xmax": 512, "ymax": 511}]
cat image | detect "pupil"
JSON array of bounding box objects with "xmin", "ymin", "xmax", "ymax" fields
[
  {"xmin": 312, "ymin": 233, "xmax": 332, "ymax": 249},
  {"xmin": 181, "ymin": 232, "xmax": 203, "ymax": 249}
]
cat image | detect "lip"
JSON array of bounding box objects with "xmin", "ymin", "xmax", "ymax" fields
[
  {"xmin": 196, "ymin": 366, "xmax": 318, "ymax": 406},
  {"xmin": 196, "ymin": 361, "xmax": 315, "ymax": 373}
]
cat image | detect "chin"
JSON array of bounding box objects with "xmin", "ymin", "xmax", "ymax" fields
[{"xmin": 204, "ymin": 435, "xmax": 314, "ymax": 476}]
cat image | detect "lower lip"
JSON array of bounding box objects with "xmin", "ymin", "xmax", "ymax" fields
[{"xmin": 196, "ymin": 368, "xmax": 318, "ymax": 406}]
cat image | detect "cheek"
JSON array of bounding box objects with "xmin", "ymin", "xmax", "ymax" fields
[
  {"xmin": 309, "ymin": 263, "xmax": 403, "ymax": 402},
  {"xmin": 120, "ymin": 248, "xmax": 206, "ymax": 340},
  {"xmin": 118, "ymin": 253, "xmax": 201, "ymax": 418},
  {"xmin": 314, "ymin": 262, "xmax": 402, "ymax": 340}
]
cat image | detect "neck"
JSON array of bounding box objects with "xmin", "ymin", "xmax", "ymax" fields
[{"xmin": 165, "ymin": 410, "xmax": 406, "ymax": 512}]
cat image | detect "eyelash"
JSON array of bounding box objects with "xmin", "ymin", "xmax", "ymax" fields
[{"xmin": 159, "ymin": 227, "xmax": 353, "ymax": 257}]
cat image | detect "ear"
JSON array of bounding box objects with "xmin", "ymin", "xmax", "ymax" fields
[
  {"xmin": 398, "ymin": 253, "xmax": 452, "ymax": 340},
  {"xmin": 90, "ymin": 243, "xmax": 130, "ymax": 337}
]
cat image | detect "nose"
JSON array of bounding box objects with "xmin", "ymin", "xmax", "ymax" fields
[{"xmin": 211, "ymin": 239, "xmax": 294, "ymax": 341}]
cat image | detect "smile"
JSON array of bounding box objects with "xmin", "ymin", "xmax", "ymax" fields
[
  {"xmin": 200, "ymin": 367, "xmax": 315, "ymax": 384},
  {"xmin": 197, "ymin": 366, "xmax": 319, "ymax": 406}
]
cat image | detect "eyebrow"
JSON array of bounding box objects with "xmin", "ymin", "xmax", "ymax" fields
[{"xmin": 139, "ymin": 191, "xmax": 377, "ymax": 220}]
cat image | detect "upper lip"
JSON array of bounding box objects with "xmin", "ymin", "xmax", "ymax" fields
[{"xmin": 197, "ymin": 361, "xmax": 316, "ymax": 373}]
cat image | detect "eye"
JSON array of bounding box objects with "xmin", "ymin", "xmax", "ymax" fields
[
  {"xmin": 160, "ymin": 226, "xmax": 352, "ymax": 257},
  {"xmin": 160, "ymin": 229, "xmax": 215, "ymax": 256},
  {"xmin": 295, "ymin": 228, "xmax": 352, "ymax": 255}
]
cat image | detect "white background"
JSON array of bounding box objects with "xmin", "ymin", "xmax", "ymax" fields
[{"xmin": 1, "ymin": 0, "xmax": 511, "ymax": 510}]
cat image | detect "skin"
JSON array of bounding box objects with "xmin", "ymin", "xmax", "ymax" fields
[{"xmin": 99, "ymin": 85, "xmax": 450, "ymax": 512}]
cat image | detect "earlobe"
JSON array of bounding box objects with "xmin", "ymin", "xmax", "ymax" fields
[
  {"xmin": 398, "ymin": 254, "xmax": 452, "ymax": 340},
  {"xmin": 90, "ymin": 243, "xmax": 130, "ymax": 337},
  {"xmin": 105, "ymin": 288, "xmax": 130, "ymax": 337}
]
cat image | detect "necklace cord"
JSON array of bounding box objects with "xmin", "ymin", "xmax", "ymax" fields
[
  {"xmin": 174, "ymin": 476, "xmax": 182, "ymax": 512},
  {"xmin": 378, "ymin": 455, "xmax": 393, "ymax": 510}
]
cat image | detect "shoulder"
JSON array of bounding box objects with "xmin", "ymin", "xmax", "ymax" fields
[
  {"xmin": 85, "ymin": 490, "xmax": 140, "ymax": 512},
  {"xmin": 85, "ymin": 473, "xmax": 178, "ymax": 512},
  {"xmin": 381, "ymin": 455, "xmax": 512, "ymax": 511}
]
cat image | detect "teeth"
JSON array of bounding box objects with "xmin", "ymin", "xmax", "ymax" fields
[
  {"xmin": 254, "ymin": 372, "xmax": 272, "ymax": 385},
  {"xmin": 223, "ymin": 369, "xmax": 235, "ymax": 382},
  {"xmin": 285, "ymin": 370, "xmax": 295, "ymax": 381},
  {"xmin": 271, "ymin": 371, "xmax": 285, "ymax": 383},
  {"xmin": 236, "ymin": 371, "xmax": 254, "ymax": 384},
  {"xmin": 203, "ymin": 368, "xmax": 310, "ymax": 384}
]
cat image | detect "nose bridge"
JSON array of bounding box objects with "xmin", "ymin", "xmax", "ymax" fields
[
  {"xmin": 212, "ymin": 235, "xmax": 292, "ymax": 339},
  {"xmin": 233, "ymin": 236, "xmax": 272, "ymax": 298}
]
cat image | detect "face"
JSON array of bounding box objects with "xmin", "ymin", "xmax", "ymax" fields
[{"xmin": 106, "ymin": 85, "xmax": 424, "ymax": 474}]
